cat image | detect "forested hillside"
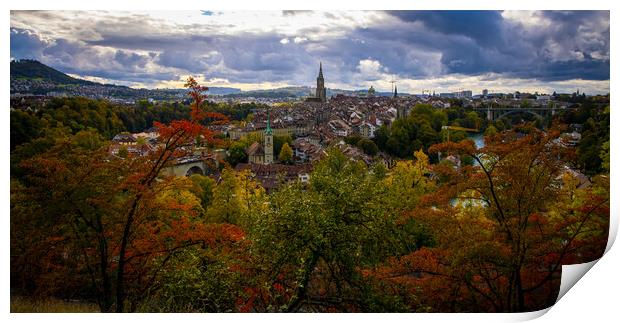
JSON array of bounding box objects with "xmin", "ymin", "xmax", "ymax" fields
[{"xmin": 11, "ymin": 59, "xmax": 95, "ymax": 85}]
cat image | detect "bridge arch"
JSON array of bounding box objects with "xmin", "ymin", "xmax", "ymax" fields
[
  {"xmin": 165, "ymin": 156, "xmax": 220, "ymax": 177},
  {"xmin": 185, "ymin": 165, "xmax": 205, "ymax": 176}
]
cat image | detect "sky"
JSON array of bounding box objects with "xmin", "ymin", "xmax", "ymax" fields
[{"xmin": 10, "ymin": 10, "xmax": 610, "ymax": 94}]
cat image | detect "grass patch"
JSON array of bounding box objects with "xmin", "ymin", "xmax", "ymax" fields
[{"xmin": 11, "ymin": 296, "xmax": 100, "ymax": 313}]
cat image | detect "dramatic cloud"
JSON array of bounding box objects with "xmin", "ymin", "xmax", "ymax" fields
[
  {"xmin": 10, "ymin": 28, "xmax": 48, "ymax": 59},
  {"xmin": 10, "ymin": 10, "xmax": 610, "ymax": 94}
]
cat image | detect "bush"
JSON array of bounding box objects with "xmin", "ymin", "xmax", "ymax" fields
[{"xmin": 357, "ymin": 138, "xmax": 378, "ymax": 156}]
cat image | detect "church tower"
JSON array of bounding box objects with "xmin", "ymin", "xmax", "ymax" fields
[
  {"xmin": 393, "ymin": 85, "xmax": 398, "ymax": 98},
  {"xmin": 264, "ymin": 110, "xmax": 274, "ymax": 164},
  {"xmin": 316, "ymin": 62, "xmax": 327, "ymax": 103}
]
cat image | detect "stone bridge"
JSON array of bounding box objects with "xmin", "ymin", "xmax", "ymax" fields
[
  {"xmin": 164, "ymin": 155, "xmax": 219, "ymax": 177},
  {"xmin": 473, "ymin": 106, "xmax": 575, "ymax": 121}
]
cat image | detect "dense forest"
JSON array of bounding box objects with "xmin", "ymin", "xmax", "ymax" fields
[{"xmin": 10, "ymin": 82, "xmax": 610, "ymax": 312}]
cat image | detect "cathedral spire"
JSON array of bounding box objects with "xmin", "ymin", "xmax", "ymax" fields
[
  {"xmin": 316, "ymin": 62, "xmax": 326, "ymax": 103},
  {"xmin": 393, "ymin": 85, "xmax": 398, "ymax": 98}
]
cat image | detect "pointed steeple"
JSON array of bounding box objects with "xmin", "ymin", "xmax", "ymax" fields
[
  {"xmin": 316, "ymin": 62, "xmax": 326, "ymax": 103},
  {"xmin": 265, "ymin": 109, "xmax": 273, "ymax": 135},
  {"xmin": 393, "ymin": 85, "xmax": 398, "ymax": 98}
]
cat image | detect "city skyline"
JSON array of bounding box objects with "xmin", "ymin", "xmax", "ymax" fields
[{"xmin": 10, "ymin": 10, "xmax": 610, "ymax": 94}]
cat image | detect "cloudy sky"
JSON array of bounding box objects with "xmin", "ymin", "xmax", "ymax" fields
[{"xmin": 10, "ymin": 10, "xmax": 610, "ymax": 94}]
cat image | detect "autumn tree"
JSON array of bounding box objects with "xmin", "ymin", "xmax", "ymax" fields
[
  {"xmin": 11, "ymin": 135, "xmax": 120, "ymax": 309},
  {"xmin": 11, "ymin": 77, "xmax": 234, "ymax": 312},
  {"xmin": 206, "ymin": 168, "xmax": 242, "ymax": 224},
  {"xmin": 206, "ymin": 167, "xmax": 264, "ymax": 225},
  {"xmin": 369, "ymin": 128, "xmax": 609, "ymax": 312},
  {"xmin": 112, "ymin": 77, "xmax": 233, "ymax": 311},
  {"xmin": 273, "ymin": 135, "xmax": 293, "ymax": 158},
  {"xmin": 278, "ymin": 143, "xmax": 294, "ymax": 164},
  {"xmin": 188, "ymin": 174, "xmax": 216, "ymax": 212},
  {"xmin": 243, "ymin": 148, "xmax": 429, "ymax": 312}
]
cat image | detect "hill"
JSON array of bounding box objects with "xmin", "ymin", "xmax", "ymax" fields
[
  {"xmin": 10, "ymin": 60, "xmax": 181, "ymax": 101},
  {"xmin": 11, "ymin": 59, "xmax": 95, "ymax": 85}
]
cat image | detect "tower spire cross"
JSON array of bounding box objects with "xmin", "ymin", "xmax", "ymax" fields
[{"xmin": 316, "ymin": 61, "xmax": 326, "ymax": 103}]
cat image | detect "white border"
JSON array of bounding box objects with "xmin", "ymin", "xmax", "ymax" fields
[{"xmin": 3, "ymin": 1, "xmax": 617, "ymax": 323}]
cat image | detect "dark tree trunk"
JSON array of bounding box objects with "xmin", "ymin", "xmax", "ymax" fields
[{"xmin": 115, "ymin": 195, "xmax": 140, "ymax": 312}]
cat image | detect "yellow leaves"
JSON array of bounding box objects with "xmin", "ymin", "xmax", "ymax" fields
[
  {"xmin": 234, "ymin": 169, "xmax": 266, "ymax": 205},
  {"xmin": 383, "ymin": 150, "xmax": 435, "ymax": 213},
  {"xmin": 205, "ymin": 168, "xmax": 266, "ymax": 225},
  {"xmin": 413, "ymin": 149, "xmax": 430, "ymax": 170},
  {"xmin": 153, "ymin": 176, "xmax": 204, "ymax": 217}
]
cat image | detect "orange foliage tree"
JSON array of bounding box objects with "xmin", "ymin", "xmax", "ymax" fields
[
  {"xmin": 368, "ymin": 127, "xmax": 609, "ymax": 312},
  {"xmin": 11, "ymin": 77, "xmax": 236, "ymax": 312}
]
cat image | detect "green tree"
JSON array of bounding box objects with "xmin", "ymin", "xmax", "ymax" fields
[
  {"xmin": 189, "ymin": 174, "xmax": 216, "ymax": 212},
  {"xmin": 246, "ymin": 148, "xmax": 408, "ymax": 312},
  {"xmin": 73, "ymin": 128, "xmax": 104, "ymax": 150},
  {"xmin": 226, "ymin": 141, "xmax": 247, "ymax": 166},
  {"xmin": 577, "ymin": 105, "xmax": 609, "ymax": 175},
  {"xmin": 375, "ymin": 103, "xmax": 446, "ymax": 157},
  {"xmin": 207, "ymin": 167, "xmax": 242, "ymax": 224},
  {"xmin": 344, "ymin": 134, "xmax": 363, "ymax": 146},
  {"xmin": 464, "ymin": 111, "xmax": 482, "ymax": 129},
  {"xmin": 374, "ymin": 125, "xmax": 389, "ymax": 149},
  {"xmin": 484, "ymin": 124, "xmax": 498, "ymax": 136},
  {"xmin": 11, "ymin": 109, "xmax": 43, "ymax": 150},
  {"xmin": 278, "ymin": 142, "xmax": 294, "ymax": 164},
  {"xmin": 273, "ymin": 135, "xmax": 293, "ymax": 157},
  {"xmin": 600, "ymin": 140, "xmax": 610, "ymax": 173},
  {"xmin": 371, "ymin": 162, "xmax": 388, "ymax": 180},
  {"xmin": 357, "ymin": 138, "xmax": 379, "ymax": 156}
]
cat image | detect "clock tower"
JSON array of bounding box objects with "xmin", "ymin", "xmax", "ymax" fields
[{"xmin": 264, "ymin": 110, "xmax": 274, "ymax": 164}]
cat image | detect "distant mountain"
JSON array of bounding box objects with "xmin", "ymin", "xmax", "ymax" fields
[
  {"xmin": 224, "ymin": 86, "xmax": 313, "ymax": 98},
  {"xmin": 11, "ymin": 59, "xmax": 95, "ymax": 85},
  {"xmin": 205, "ymin": 87, "xmax": 241, "ymax": 95}
]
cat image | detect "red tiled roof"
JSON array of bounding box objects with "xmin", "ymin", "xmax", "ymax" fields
[{"xmin": 246, "ymin": 142, "xmax": 264, "ymax": 156}]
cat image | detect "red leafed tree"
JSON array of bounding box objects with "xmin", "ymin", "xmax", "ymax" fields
[
  {"xmin": 184, "ymin": 76, "xmax": 229, "ymax": 147},
  {"xmin": 13, "ymin": 140, "xmax": 125, "ymax": 310},
  {"xmin": 12, "ymin": 77, "xmax": 236, "ymax": 312},
  {"xmin": 113, "ymin": 77, "xmax": 230, "ymax": 312},
  {"xmin": 185, "ymin": 76, "xmax": 209, "ymax": 122},
  {"xmin": 368, "ymin": 127, "xmax": 609, "ymax": 312}
]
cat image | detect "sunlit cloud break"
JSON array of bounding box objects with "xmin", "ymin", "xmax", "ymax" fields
[{"xmin": 10, "ymin": 10, "xmax": 610, "ymax": 94}]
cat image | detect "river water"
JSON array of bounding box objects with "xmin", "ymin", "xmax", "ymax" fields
[
  {"xmin": 468, "ymin": 133, "xmax": 485, "ymax": 149},
  {"xmin": 451, "ymin": 133, "xmax": 487, "ymax": 207}
]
